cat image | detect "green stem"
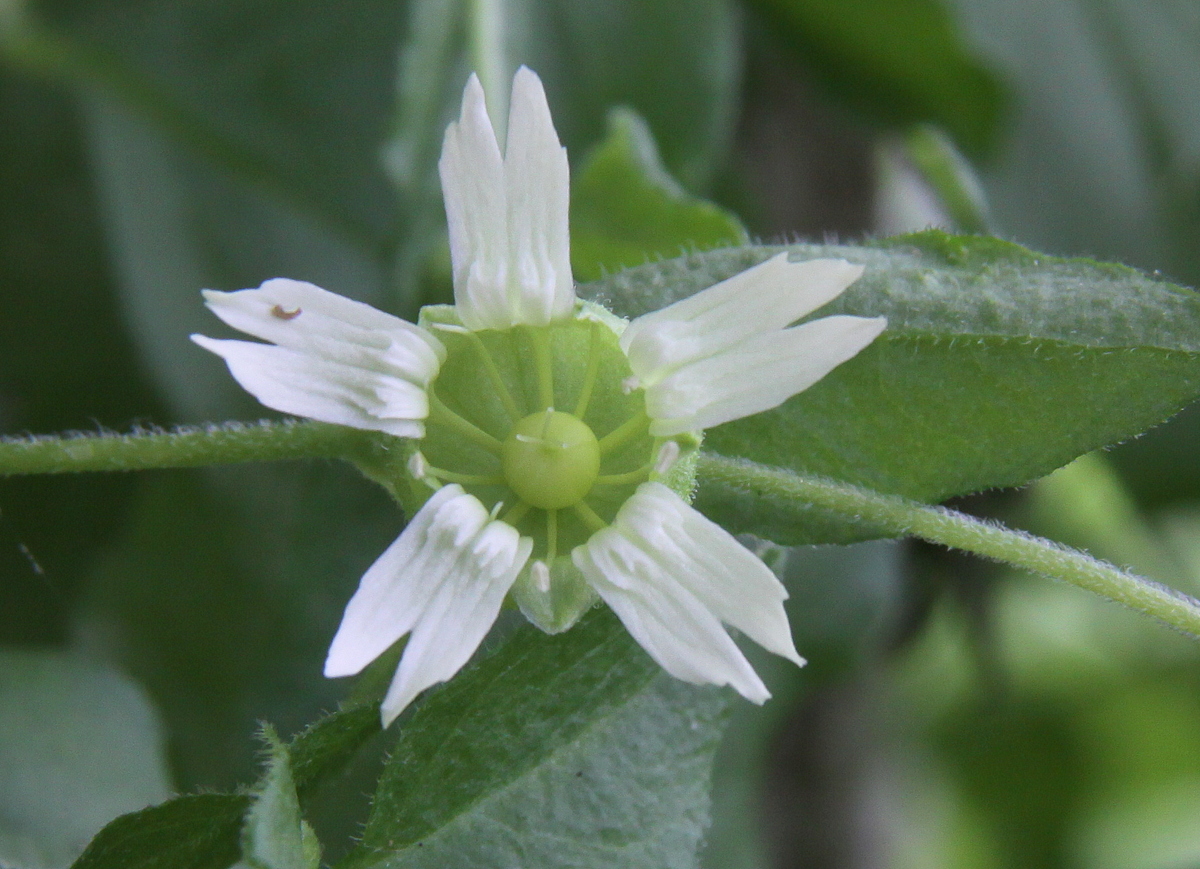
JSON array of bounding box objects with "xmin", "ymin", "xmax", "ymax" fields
[
  {"xmin": 697, "ymin": 453, "xmax": 1200, "ymax": 638},
  {"xmin": 468, "ymin": 0, "xmax": 507, "ymax": 132},
  {"xmin": 0, "ymin": 420, "xmax": 363, "ymax": 476}
]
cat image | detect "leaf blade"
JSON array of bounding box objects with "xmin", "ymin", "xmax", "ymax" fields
[{"xmin": 583, "ymin": 232, "xmax": 1200, "ymax": 543}]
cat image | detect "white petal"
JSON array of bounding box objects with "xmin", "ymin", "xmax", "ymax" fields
[
  {"xmin": 573, "ymin": 482, "xmax": 803, "ymax": 702},
  {"xmin": 615, "ymin": 484, "xmax": 802, "ymax": 664},
  {"xmin": 645, "ymin": 314, "xmax": 887, "ymax": 436},
  {"xmin": 194, "ymin": 280, "xmax": 445, "ymax": 436},
  {"xmin": 621, "ymin": 255, "xmax": 864, "ymax": 385},
  {"xmin": 504, "ymin": 66, "xmax": 574, "ymax": 325},
  {"xmin": 191, "ymin": 336, "xmax": 427, "ymax": 437},
  {"xmin": 324, "ymin": 484, "xmax": 532, "ymax": 724},
  {"xmin": 202, "ymin": 279, "xmax": 445, "ymax": 380},
  {"xmin": 438, "ymin": 69, "xmax": 576, "ymax": 331},
  {"xmin": 439, "ymin": 74, "xmax": 511, "ymax": 331}
]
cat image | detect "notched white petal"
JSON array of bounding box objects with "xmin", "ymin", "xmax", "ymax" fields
[
  {"xmin": 202, "ymin": 279, "xmax": 444, "ymax": 379},
  {"xmin": 644, "ymin": 314, "xmax": 887, "ymax": 436},
  {"xmin": 621, "ymin": 255, "xmax": 865, "ymax": 386},
  {"xmin": 324, "ymin": 484, "xmax": 532, "ymax": 725},
  {"xmin": 573, "ymin": 482, "xmax": 802, "ymax": 703},
  {"xmin": 438, "ymin": 67, "xmax": 576, "ymax": 331},
  {"xmin": 505, "ymin": 66, "xmax": 574, "ymax": 326},
  {"xmin": 194, "ymin": 279, "xmax": 445, "ymax": 436},
  {"xmin": 618, "ymin": 483, "xmax": 803, "ymax": 665},
  {"xmin": 190, "ymin": 336, "xmax": 426, "ymax": 437},
  {"xmin": 440, "ymin": 74, "xmax": 509, "ymax": 332}
]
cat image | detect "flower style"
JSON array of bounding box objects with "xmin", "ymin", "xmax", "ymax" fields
[{"xmin": 193, "ymin": 67, "xmax": 886, "ymax": 725}]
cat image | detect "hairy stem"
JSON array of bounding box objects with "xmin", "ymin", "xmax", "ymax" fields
[
  {"xmin": 697, "ymin": 453, "xmax": 1200, "ymax": 638},
  {"xmin": 0, "ymin": 420, "xmax": 363, "ymax": 476}
]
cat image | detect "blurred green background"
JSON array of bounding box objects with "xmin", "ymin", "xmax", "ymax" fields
[{"xmin": 3, "ymin": 0, "xmax": 1200, "ymax": 867}]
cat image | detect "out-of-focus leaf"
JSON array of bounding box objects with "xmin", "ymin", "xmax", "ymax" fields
[
  {"xmin": 898, "ymin": 125, "xmax": 991, "ymax": 233},
  {"xmin": 746, "ymin": 0, "xmax": 1004, "ymax": 156},
  {"xmin": 584, "ymin": 232, "xmax": 1200, "ymax": 543},
  {"xmin": 502, "ymin": 0, "xmax": 743, "ymax": 189},
  {"xmin": 79, "ymin": 462, "xmax": 395, "ymax": 791},
  {"xmin": 83, "ymin": 95, "xmax": 387, "ymax": 425},
  {"xmin": 0, "ymin": 650, "xmax": 172, "ymax": 869},
  {"xmin": 702, "ymin": 539, "xmax": 904, "ymax": 869},
  {"xmin": 338, "ymin": 611, "xmax": 730, "ymax": 869},
  {"xmin": 5, "ymin": 0, "xmax": 407, "ymax": 249},
  {"xmin": 240, "ymin": 728, "xmax": 320, "ymax": 869},
  {"xmin": 571, "ymin": 108, "xmax": 747, "ymax": 281},
  {"xmin": 6, "ymin": 0, "xmax": 742, "ymax": 318},
  {"xmin": 0, "ymin": 68, "xmax": 160, "ymax": 645}
]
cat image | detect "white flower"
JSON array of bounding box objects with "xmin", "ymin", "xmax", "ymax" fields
[{"xmin": 193, "ymin": 66, "xmax": 886, "ymax": 726}]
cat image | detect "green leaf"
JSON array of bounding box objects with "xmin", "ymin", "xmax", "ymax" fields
[
  {"xmin": 746, "ymin": 0, "xmax": 1004, "ymax": 156},
  {"xmin": 6, "ymin": 0, "xmax": 407, "ymax": 249},
  {"xmin": 82, "ymin": 95, "xmax": 389, "ymax": 425},
  {"xmin": 70, "ymin": 795, "xmax": 248, "ymax": 869},
  {"xmin": 70, "ymin": 700, "xmax": 380, "ymax": 869},
  {"xmin": 79, "ymin": 464, "xmax": 394, "ymax": 790},
  {"xmin": 583, "ymin": 231, "xmax": 1200, "ymax": 543},
  {"xmin": 240, "ymin": 728, "xmax": 320, "ymax": 869},
  {"xmin": 943, "ymin": 0, "xmax": 1200, "ymax": 504},
  {"xmin": 502, "ymin": 0, "xmax": 743, "ymax": 189},
  {"xmin": 570, "ymin": 108, "xmax": 748, "ymax": 282},
  {"xmin": 338, "ymin": 610, "xmax": 730, "ymax": 869},
  {"xmin": 0, "ymin": 650, "xmax": 173, "ymax": 869}
]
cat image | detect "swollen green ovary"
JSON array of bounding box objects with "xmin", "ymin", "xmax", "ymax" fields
[{"xmin": 502, "ymin": 410, "xmax": 600, "ymax": 509}]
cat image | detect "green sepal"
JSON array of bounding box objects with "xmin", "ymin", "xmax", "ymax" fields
[{"xmin": 511, "ymin": 557, "xmax": 599, "ymax": 634}]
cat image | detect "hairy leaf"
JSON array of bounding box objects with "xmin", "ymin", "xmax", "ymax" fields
[
  {"xmin": 71, "ymin": 795, "xmax": 248, "ymax": 869},
  {"xmin": 584, "ymin": 232, "xmax": 1200, "ymax": 543},
  {"xmin": 339, "ymin": 611, "xmax": 730, "ymax": 869},
  {"xmin": 240, "ymin": 728, "xmax": 321, "ymax": 869}
]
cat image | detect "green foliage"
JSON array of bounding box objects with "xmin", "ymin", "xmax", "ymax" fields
[
  {"xmin": 339, "ymin": 611, "xmax": 730, "ymax": 869},
  {"xmin": 586, "ymin": 232, "xmax": 1200, "ymax": 542},
  {"xmin": 2, "ymin": 0, "xmax": 1200, "ymax": 866},
  {"xmin": 0, "ymin": 651, "xmax": 172, "ymax": 869},
  {"xmin": 71, "ymin": 796, "xmax": 248, "ymax": 869},
  {"xmin": 745, "ymin": 0, "xmax": 1004, "ymax": 156},
  {"xmin": 947, "ymin": 0, "xmax": 1200, "ymax": 507},
  {"xmin": 80, "ymin": 467, "xmax": 394, "ymax": 790},
  {"xmin": 240, "ymin": 728, "xmax": 321, "ymax": 869},
  {"xmin": 571, "ymin": 109, "xmax": 748, "ymax": 281},
  {"xmin": 69, "ymin": 612, "xmax": 729, "ymax": 869},
  {"xmin": 68, "ymin": 699, "xmax": 381, "ymax": 869}
]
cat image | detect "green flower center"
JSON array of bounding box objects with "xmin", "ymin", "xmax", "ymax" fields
[
  {"xmin": 501, "ymin": 410, "xmax": 600, "ymax": 509},
  {"xmin": 412, "ymin": 304, "xmax": 656, "ymax": 563},
  {"xmin": 360, "ymin": 301, "xmax": 699, "ymax": 633}
]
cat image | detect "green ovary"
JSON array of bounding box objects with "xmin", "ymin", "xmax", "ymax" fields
[{"xmin": 502, "ymin": 410, "xmax": 600, "ymax": 509}]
